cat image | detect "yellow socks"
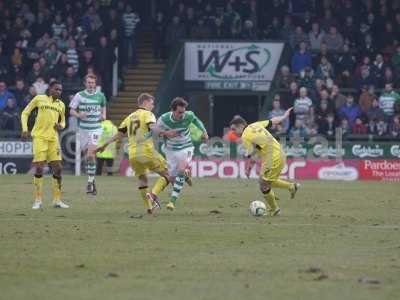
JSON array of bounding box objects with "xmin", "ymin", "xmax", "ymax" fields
[
  {"xmin": 33, "ymin": 174, "xmax": 43, "ymax": 202},
  {"xmin": 151, "ymin": 176, "xmax": 168, "ymax": 196},
  {"xmin": 138, "ymin": 186, "xmax": 151, "ymax": 209},
  {"xmin": 271, "ymin": 179, "xmax": 292, "ymax": 190},
  {"xmin": 263, "ymin": 189, "xmax": 279, "ymax": 211},
  {"xmin": 52, "ymin": 175, "xmax": 62, "ymax": 203}
]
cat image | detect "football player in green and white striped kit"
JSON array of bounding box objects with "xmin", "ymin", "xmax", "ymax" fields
[
  {"xmin": 69, "ymin": 74, "xmax": 106, "ymax": 195},
  {"xmin": 155, "ymin": 97, "xmax": 208, "ymax": 211}
]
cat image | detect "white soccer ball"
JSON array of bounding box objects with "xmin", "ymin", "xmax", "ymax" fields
[{"xmin": 249, "ymin": 201, "xmax": 267, "ymax": 217}]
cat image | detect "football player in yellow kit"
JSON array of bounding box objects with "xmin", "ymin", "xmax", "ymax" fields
[
  {"xmin": 229, "ymin": 107, "xmax": 300, "ymax": 216},
  {"xmin": 21, "ymin": 81, "xmax": 69, "ymax": 209},
  {"xmin": 97, "ymin": 93, "xmax": 178, "ymax": 214}
]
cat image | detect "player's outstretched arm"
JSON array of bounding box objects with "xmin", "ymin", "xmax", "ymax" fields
[
  {"xmin": 152, "ymin": 121, "xmax": 180, "ymax": 138},
  {"xmin": 97, "ymin": 131, "xmax": 124, "ymax": 153},
  {"xmin": 192, "ymin": 114, "xmax": 209, "ymax": 141},
  {"xmin": 270, "ymin": 107, "xmax": 293, "ymax": 125}
]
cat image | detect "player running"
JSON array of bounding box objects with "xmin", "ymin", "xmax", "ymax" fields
[
  {"xmin": 229, "ymin": 107, "xmax": 300, "ymax": 216},
  {"xmin": 97, "ymin": 93, "xmax": 177, "ymax": 214},
  {"xmin": 69, "ymin": 74, "xmax": 106, "ymax": 195},
  {"xmin": 21, "ymin": 81, "xmax": 69, "ymax": 209},
  {"xmin": 154, "ymin": 97, "xmax": 208, "ymax": 211}
]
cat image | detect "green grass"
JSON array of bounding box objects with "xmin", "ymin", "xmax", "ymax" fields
[{"xmin": 0, "ymin": 176, "xmax": 400, "ymax": 300}]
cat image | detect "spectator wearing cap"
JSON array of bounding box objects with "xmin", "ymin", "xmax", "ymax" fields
[
  {"xmin": 338, "ymin": 94, "xmax": 362, "ymax": 126},
  {"xmin": 291, "ymin": 41, "xmax": 312, "ymax": 74}
]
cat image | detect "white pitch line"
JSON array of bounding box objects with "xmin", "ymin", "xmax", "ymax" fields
[{"xmin": 0, "ymin": 217, "xmax": 398, "ymax": 230}]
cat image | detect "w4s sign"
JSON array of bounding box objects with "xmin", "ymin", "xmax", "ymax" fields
[{"xmin": 184, "ymin": 42, "xmax": 284, "ymax": 82}]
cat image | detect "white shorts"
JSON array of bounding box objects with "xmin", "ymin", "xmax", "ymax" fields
[
  {"xmin": 79, "ymin": 129, "xmax": 103, "ymax": 151},
  {"xmin": 165, "ymin": 147, "xmax": 194, "ymax": 177}
]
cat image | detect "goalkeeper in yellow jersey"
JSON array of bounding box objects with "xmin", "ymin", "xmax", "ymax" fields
[
  {"xmin": 229, "ymin": 107, "xmax": 300, "ymax": 216},
  {"xmin": 21, "ymin": 81, "xmax": 69, "ymax": 209},
  {"xmin": 97, "ymin": 93, "xmax": 178, "ymax": 214}
]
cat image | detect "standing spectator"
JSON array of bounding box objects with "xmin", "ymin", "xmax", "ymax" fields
[
  {"xmin": 0, "ymin": 81, "xmax": 15, "ymax": 110},
  {"xmin": 66, "ymin": 39, "xmax": 79, "ymax": 72},
  {"xmin": 280, "ymin": 15, "xmax": 295, "ymax": 42},
  {"xmin": 241, "ymin": 20, "xmax": 256, "ymax": 40},
  {"xmin": 339, "ymin": 118, "xmax": 351, "ymax": 139},
  {"xmin": 352, "ymin": 117, "xmax": 368, "ymax": 134},
  {"xmin": 13, "ymin": 79, "xmax": 29, "ymax": 108},
  {"xmin": 293, "ymin": 87, "xmax": 313, "ymax": 123},
  {"xmin": 298, "ymin": 67, "xmax": 315, "ymax": 91},
  {"xmin": 191, "ymin": 18, "xmax": 211, "ymax": 40},
  {"xmin": 268, "ymin": 95, "xmax": 289, "ymax": 133},
  {"xmin": 210, "ymin": 18, "xmax": 226, "ymax": 39},
  {"xmin": 61, "ymin": 66, "xmax": 81, "ymax": 92},
  {"xmin": 79, "ymin": 50, "xmax": 95, "ymax": 78},
  {"xmin": 379, "ymin": 83, "xmax": 400, "ymax": 118},
  {"xmin": 152, "ymin": 12, "xmax": 167, "ymax": 61},
  {"xmin": 391, "ymin": 45, "xmax": 400, "ymax": 74},
  {"xmin": 0, "ymin": 97, "xmax": 20, "ymax": 131},
  {"xmin": 57, "ymin": 29, "xmax": 70, "ymax": 51},
  {"xmin": 308, "ymin": 22, "xmax": 325, "ymax": 51},
  {"xmin": 338, "ymin": 94, "xmax": 362, "ymax": 126},
  {"xmin": 262, "ymin": 16, "xmax": 281, "ymax": 40},
  {"xmin": 166, "ymin": 16, "xmax": 186, "ymax": 56},
  {"xmin": 389, "ymin": 115, "xmax": 400, "ymax": 139},
  {"xmin": 95, "ymin": 36, "xmax": 115, "ymax": 99},
  {"xmin": 372, "ymin": 54, "xmax": 388, "ymax": 84},
  {"xmin": 53, "ymin": 53, "xmax": 72, "ymax": 79},
  {"xmin": 322, "ymin": 26, "xmax": 343, "ymax": 51},
  {"xmin": 122, "ymin": 4, "xmax": 140, "ymax": 67},
  {"xmin": 291, "ymin": 41, "xmax": 312, "ymax": 74}
]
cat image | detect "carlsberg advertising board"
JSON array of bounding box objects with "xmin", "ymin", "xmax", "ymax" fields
[{"xmin": 184, "ymin": 42, "xmax": 284, "ymax": 83}]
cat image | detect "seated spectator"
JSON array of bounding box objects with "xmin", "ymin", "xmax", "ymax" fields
[
  {"xmin": 376, "ymin": 118, "xmax": 388, "ymax": 137},
  {"xmin": 66, "ymin": 39, "xmax": 79, "ymax": 72},
  {"xmin": 0, "ymin": 81, "xmax": 15, "ymax": 110},
  {"xmin": 322, "ymin": 26, "xmax": 343, "ymax": 51},
  {"xmin": 388, "ymin": 115, "xmax": 400, "ymax": 139},
  {"xmin": 391, "ymin": 45, "xmax": 400, "ymax": 73},
  {"xmin": 315, "ymin": 56, "xmax": 335, "ymax": 82},
  {"xmin": 339, "ymin": 118, "xmax": 351, "ymax": 139},
  {"xmin": 380, "ymin": 67, "xmax": 396, "ymax": 88},
  {"xmin": 21, "ymin": 86, "xmax": 37, "ymax": 109},
  {"xmin": 44, "ymin": 43, "xmax": 62, "ymax": 71},
  {"xmin": 276, "ymin": 65, "xmax": 295, "ymax": 90},
  {"xmin": 298, "ymin": 67, "xmax": 315, "ymax": 91},
  {"xmin": 79, "ymin": 50, "xmax": 95, "ymax": 78},
  {"xmin": 330, "ymin": 84, "xmax": 346, "ymax": 111},
  {"xmin": 293, "ymin": 87, "xmax": 313, "ymax": 123},
  {"xmin": 338, "ymin": 94, "xmax": 362, "ymax": 126},
  {"xmin": 51, "ymin": 14, "xmax": 66, "ymax": 39},
  {"xmin": 10, "ymin": 47, "xmax": 25, "ymax": 78},
  {"xmin": 261, "ymin": 16, "xmax": 281, "ymax": 40},
  {"xmin": 291, "ymin": 41, "xmax": 312, "ymax": 74},
  {"xmin": 336, "ymin": 44, "xmax": 356, "ymax": 76},
  {"xmin": 358, "ymin": 85, "xmax": 375, "ymax": 114},
  {"xmin": 32, "ymin": 77, "xmax": 48, "ymax": 95},
  {"xmin": 356, "ymin": 66, "xmax": 377, "ymax": 91},
  {"xmin": 367, "ymin": 98, "xmax": 385, "ymax": 122},
  {"xmin": 379, "ymin": 82, "xmax": 400, "ymax": 118},
  {"xmin": 53, "ymin": 53, "xmax": 72, "ymax": 78},
  {"xmin": 318, "ymin": 112, "xmax": 336, "ymax": 139},
  {"xmin": 287, "ymin": 81, "xmax": 299, "ymax": 108},
  {"xmin": 35, "ymin": 32, "xmax": 53, "ymax": 51},
  {"xmin": 315, "ymin": 99, "xmax": 333, "ymax": 125},
  {"xmin": 308, "ymin": 22, "xmax": 325, "ymax": 51},
  {"xmin": 372, "ymin": 54, "xmax": 388, "ymax": 84},
  {"xmin": 358, "ymin": 33, "xmax": 377, "ymax": 60},
  {"xmin": 289, "ymin": 119, "xmax": 308, "ymax": 139},
  {"xmin": 57, "ymin": 29, "xmax": 70, "ymax": 51},
  {"xmin": 0, "ymin": 98, "xmax": 20, "ymax": 131},
  {"xmin": 13, "ymin": 79, "xmax": 29, "ymax": 108},
  {"xmin": 352, "ymin": 117, "xmax": 368, "ymax": 134},
  {"xmin": 289, "ymin": 26, "xmax": 308, "ymax": 49},
  {"xmin": 268, "ymin": 96, "xmax": 289, "ymax": 133},
  {"xmin": 209, "ymin": 18, "xmax": 227, "ymax": 39},
  {"xmin": 26, "ymin": 61, "xmax": 44, "ymax": 85}
]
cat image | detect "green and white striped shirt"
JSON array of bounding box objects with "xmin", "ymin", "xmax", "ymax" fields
[
  {"xmin": 70, "ymin": 90, "xmax": 106, "ymax": 130},
  {"xmin": 157, "ymin": 111, "xmax": 206, "ymax": 151}
]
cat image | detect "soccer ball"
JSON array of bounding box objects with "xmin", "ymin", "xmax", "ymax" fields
[{"xmin": 249, "ymin": 201, "xmax": 267, "ymax": 216}]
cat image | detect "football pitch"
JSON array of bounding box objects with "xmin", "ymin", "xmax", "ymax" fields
[{"xmin": 0, "ymin": 176, "xmax": 399, "ymax": 300}]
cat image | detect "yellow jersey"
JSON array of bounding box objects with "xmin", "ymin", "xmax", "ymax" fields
[
  {"xmin": 21, "ymin": 95, "xmax": 65, "ymax": 141},
  {"xmin": 241, "ymin": 120, "xmax": 282, "ymax": 161},
  {"xmin": 119, "ymin": 108, "xmax": 156, "ymax": 157}
]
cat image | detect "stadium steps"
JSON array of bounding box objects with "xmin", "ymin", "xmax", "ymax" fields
[{"xmin": 108, "ymin": 33, "xmax": 165, "ymax": 125}]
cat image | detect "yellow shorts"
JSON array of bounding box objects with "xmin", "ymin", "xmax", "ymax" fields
[
  {"xmin": 32, "ymin": 138, "xmax": 62, "ymax": 163},
  {"xmin": 260, "ymin": 154, "xmax": 286, "ymax": 182},
  {"xmin": 129, "ymin": 151, "xmax": 167, "ymax": 177}
]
